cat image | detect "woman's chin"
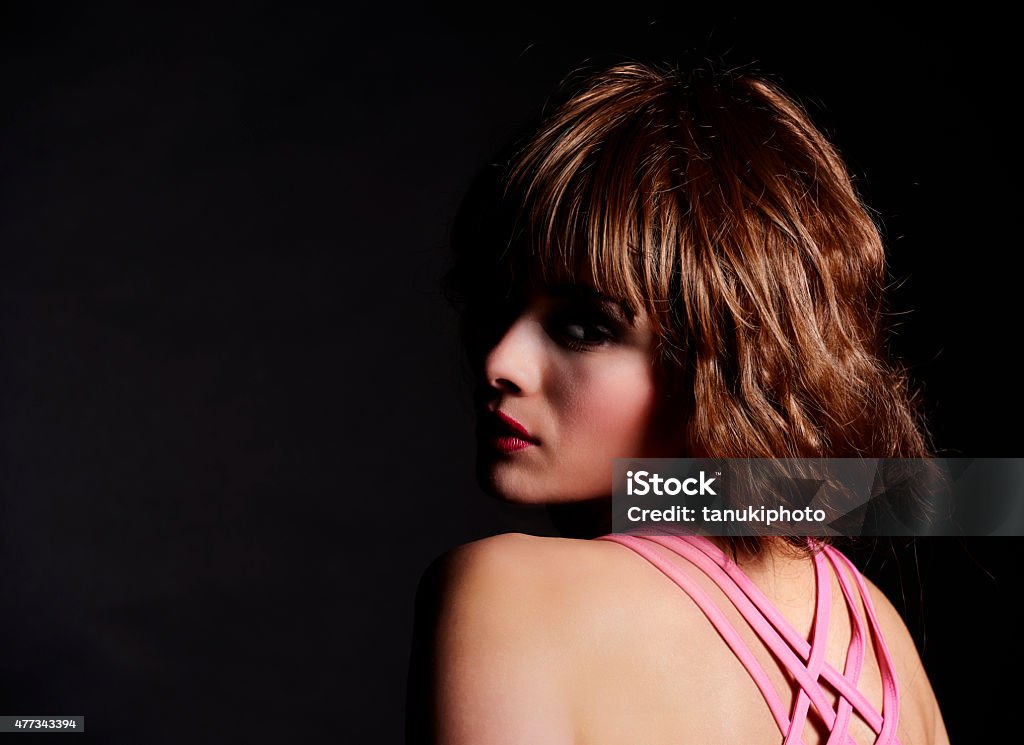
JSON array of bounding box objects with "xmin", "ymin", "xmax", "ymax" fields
[
  {"xmin": 475, "ymin": 465, "xmax": 609, "ymax": 509},
  {"xmin": 475, "ymin": 465, "xmax": 539, "ymax": 504}
]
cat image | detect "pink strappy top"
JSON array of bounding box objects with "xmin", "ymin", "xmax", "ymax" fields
[{"xmin": 594, "ymin": 533, "xmax": 901, "ymax": 745}]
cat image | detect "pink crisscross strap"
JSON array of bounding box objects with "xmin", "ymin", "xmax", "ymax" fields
[{"xmin": 595, "ymin": 533, "xmax": 902, "ymax": 745}]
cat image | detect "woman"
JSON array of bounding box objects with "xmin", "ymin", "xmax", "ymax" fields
[{"xmin": 407, "ymin": 61, "xmax": 950, "ymax": 744}]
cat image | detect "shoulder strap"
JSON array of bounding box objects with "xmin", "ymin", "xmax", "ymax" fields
[{"xmin": 596, "ymin": 533, "xmax": 902, "ymax": 745}]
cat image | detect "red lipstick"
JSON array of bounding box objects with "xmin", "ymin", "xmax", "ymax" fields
[{"xmin": 486, "ymin": 410, "xmax": 538, "ymax": 453}]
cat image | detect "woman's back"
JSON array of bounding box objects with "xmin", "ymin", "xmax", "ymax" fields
[{"xmin": 421, "ymin": 533, "xmax": 949, "ymax": 745}]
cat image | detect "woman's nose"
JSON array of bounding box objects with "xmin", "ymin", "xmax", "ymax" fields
[{"xmin": 483, "ymin": 314, "xmax": 543, "ymax": 396}]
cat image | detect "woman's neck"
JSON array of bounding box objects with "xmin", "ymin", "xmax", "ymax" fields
[{"xmin": 545, "ymin": 497, "xmax": 613, "ymax": 539}]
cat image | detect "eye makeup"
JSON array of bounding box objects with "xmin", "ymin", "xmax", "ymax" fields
[
  {"xmin": 539, "ymin": 285, "xmax": 634, "ymax": 353},
  {"xmin": 539, "ymin": 282, "xmax": 634, "ymax": 326}
]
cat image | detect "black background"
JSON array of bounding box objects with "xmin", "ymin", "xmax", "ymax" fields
[{"xmin": 1, "ymin": 3, "xmax": 1020, "ymax": 743}]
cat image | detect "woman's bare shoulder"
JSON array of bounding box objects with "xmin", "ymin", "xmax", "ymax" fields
[
  {"xmin": 428, "ymin": 532, "xmax": 707, "ymax": 665},
  {"xmin": 411, "ymin": 534, "xmax": 627, "ymax": 745},
  {"xmin": 430, "ymin": 532, "xmax": 632, "ymax": 624},
  {"xmin": 439, "ymin": 531, "xmax": 622, "ymax": 572},
  {"xmin": 858, "ymin": 574, "xmax": 951, "ymax": 745},
  {"xmin": 445, "ymin": 531, "xmax": 665, "ymax": 591}
]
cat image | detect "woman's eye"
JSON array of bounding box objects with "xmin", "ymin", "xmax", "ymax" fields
[
  {"xmin": 564, "ymin": 322, "xmax": 608, "ymax": 342},
  {"xmin": 549, "ymin": 313, "xmax": 616, "ymax": 350}
]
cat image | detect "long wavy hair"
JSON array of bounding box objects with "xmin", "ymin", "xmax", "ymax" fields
[{"xmin": 443, "ymin": 60, "xmax": 933, "ymax": 556}]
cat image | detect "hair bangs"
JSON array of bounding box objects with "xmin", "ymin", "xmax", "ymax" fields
[{"xmin": 502, "ymin": 97, "xmax": 681, "ymax": 333}]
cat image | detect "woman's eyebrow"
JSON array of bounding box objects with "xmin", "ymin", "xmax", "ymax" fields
[{"xmin": 542, "ymin": 283, "xmax": 634, "ymax": 324}]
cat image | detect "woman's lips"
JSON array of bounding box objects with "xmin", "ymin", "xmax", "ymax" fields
[
  {"xmin": 482, "ymin": 410, "xmax": 539, "ymax": 453},
  {"xmin": 492, "ymin": 433, "xmax": 535, "ymax": 453}
]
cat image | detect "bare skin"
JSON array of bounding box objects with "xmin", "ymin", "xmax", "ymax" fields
[
  {"xmin": 409, "ymin": 533, "xmax": 950, "ymax": 745},
  {"xmin": 406, "ymin": 281, "xmax": 950, "ymax": 744}
]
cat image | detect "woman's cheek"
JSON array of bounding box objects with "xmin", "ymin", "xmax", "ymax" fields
[{"xmin": 579, "ymin": 369, "xmax": 659, "ymax": 455}]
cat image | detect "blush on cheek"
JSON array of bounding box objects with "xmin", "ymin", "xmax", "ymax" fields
[{"xmin": 577, "ymin": 379, "xmax": 660, "ymax": 458}]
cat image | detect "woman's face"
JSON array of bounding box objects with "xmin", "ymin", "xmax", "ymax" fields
[{"xmin": 473, "ymin": 281, "xmax": 686, "ymax": 504}]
